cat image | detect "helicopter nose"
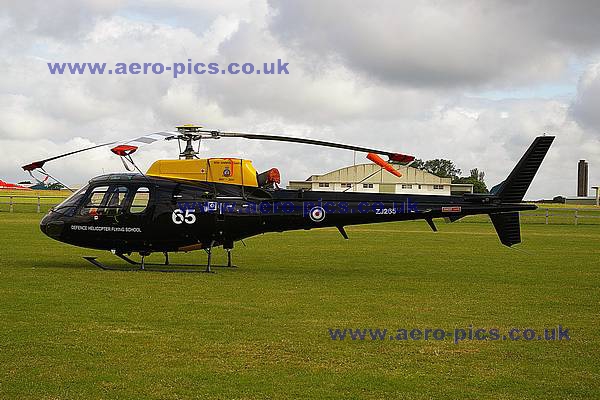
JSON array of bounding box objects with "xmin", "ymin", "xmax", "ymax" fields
[{"xmin": 40, "ymin": 212, "xmax": 65, "ymax": 240}]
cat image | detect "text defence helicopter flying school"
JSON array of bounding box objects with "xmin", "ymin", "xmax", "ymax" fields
[{"xmin": 23, "ymin": 125, "xmax": 554, "ymax": 272}]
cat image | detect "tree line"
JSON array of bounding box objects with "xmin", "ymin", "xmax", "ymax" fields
[{"xmin": 410, "ymin": 159, "xmax": 488, "ymax": 193}]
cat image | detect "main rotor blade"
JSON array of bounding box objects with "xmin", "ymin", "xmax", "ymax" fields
[
  {"xmin": 21, "ymin": 127, "xmax": 414, "ymax": 173},
  {"xmin": 22, "ymin": 142, "xmax": 115, "ymax": 171},
  {"xmin": 21, "ymin": 131, "xmax": 177, "ymax": 172},
  {"xmin": 217, "ymin": 131, "xmax": 414, "ymax": 162}
]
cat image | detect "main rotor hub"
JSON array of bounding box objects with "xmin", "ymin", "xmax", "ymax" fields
[
  {"xmin": 175, "ymin": 124, "xmax": 204, "ymax": 133},
  {"xmin": 174, "ymin": 124, "xmax": 205, "ymax": 159}
]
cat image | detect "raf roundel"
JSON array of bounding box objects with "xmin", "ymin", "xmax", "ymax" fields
[{"xmin": 309, "ymin": 206, "xmax": 326, "ymax": 223}]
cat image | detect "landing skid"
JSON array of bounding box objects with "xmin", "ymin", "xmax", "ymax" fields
[
  {"xmin": 83, "ymin": 248, "xmax": 237, "ymax": 273},
  {"xmin": 114, "ymin": 253, "xmax": 236, "ymax": 269}
]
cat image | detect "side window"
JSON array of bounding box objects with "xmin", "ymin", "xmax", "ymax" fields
[
  {"xmin": 80, "ymin": 185, "xmax": 129, "ymax": 216},
  {"xmin": 130, "ymin": 187, "xmax": 150, "ymax": 214},
  {"xmin": 80, "ymin": 186, "xmax": 109, "ymax": 215},
  {"xmin": 104, "ymin": 186, "xmax": 129, "ymax": 215}
]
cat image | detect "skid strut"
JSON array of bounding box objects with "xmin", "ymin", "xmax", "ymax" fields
[
  {"xmin": 84, "ymin": 248, "xmax": 237, "ymax": 273},
  {"xmin": 204, "ymin": 241, "xmax": 215, "ymax": 273}
]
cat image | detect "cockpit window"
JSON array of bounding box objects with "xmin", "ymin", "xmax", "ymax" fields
[
  {"xmin": 104, "ymin": 186, "xmax": 129, "ymax": 215},
  {"xmin": 80, "ymin": 185, "xmax": 129, "ymax": 216},
  {"xmin": 130, "ymin": 187, "xmax": 150, "ymax": 214},
  {"xmin": 88, "ymin": 186, "xmax": 109, "ymax": 207},
  {"xmin": 55, "ymin": 185, "xmax": 89, "ymax": 210}
]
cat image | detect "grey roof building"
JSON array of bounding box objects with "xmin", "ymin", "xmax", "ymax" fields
[{"xmin": 288, "ymin": 163, "xmax": 473, "ymax": 196}]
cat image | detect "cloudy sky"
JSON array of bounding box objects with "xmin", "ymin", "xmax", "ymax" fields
[{"xmin": 2, "ymin": 0, "xmax": 600, "ymax": 199}]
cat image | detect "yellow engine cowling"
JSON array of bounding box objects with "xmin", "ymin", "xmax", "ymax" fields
[{"xmin": 146, "ymin": 158, "xmax": 259, "ymax": 187}]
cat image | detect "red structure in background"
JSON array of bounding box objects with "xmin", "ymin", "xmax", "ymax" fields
[{"xmin": 0, "ymin": 180, "xmax": 32, "ymax": 190}]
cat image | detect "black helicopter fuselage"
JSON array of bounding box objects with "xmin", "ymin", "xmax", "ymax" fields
[
  {"xmin": 40, "ymin": 173, "xmax": 534, "ymax": 254},
  {"xmin": 32, "ymin": 134, "xmax": 554, "ymax": 269}
]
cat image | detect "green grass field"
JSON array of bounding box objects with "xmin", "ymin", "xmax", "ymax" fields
[{"xmin": 0, "ymin": 212, "xmax": 599, "ymax": 399}]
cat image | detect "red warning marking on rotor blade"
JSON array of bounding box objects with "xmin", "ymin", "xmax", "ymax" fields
[
  {"xmin": 389, "ymin": 153, "xmax": 415, "ymax": 164},
  {"xmin": 22, "ymin": 161, "xmax": 45, "ymax": 171},
  {"xmin": 367, "ymin": 153, "xmax": 402, "ymax": 177},
  {"xmin": 111, "ymin": 145, "xmax": 138, "ymax": 157}
]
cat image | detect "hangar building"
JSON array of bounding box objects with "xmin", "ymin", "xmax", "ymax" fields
[{"xmin": 287, "ymin": 163, "xmax": 473, "ymax": 196}]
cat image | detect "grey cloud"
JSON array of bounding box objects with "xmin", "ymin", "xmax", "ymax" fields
[
  {"xmin": 571, "ymin": 63, "xmax": 600, "ymax": 134},
  {"xmin": 2, "ymin": 0, "xmax": 122, "ymax": 41},
  {"xmin": 0, "ymin": 0, "xmax": 599, "ymax": 200},
  {"xmin": 268, "ymin": 0, "xmax": 600, "ymax": 88}
]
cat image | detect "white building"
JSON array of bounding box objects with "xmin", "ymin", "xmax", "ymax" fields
[{"xmin": 287, "ymin": 163, "xmax": 473, "ymax": 196}]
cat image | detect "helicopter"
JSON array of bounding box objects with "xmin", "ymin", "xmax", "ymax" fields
[{"xmin": 22, "ymin": 125, "xmax": 554, "ymax": 272}]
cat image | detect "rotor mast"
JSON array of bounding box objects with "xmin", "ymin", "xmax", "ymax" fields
[{"xmin": 173, "ymin": 124, "xmax": 206, "ymax": 159}]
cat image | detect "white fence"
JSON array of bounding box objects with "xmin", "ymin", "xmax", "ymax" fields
[
  {"xmin": 0, "ymin": 194, "xmax": 68, "ymax": 213},
  {"xmin": 1, "ymin": 194, "xmax": 599, "ymax": 225},
  {"xmin": 522, "ymin": 208, "xmax": 600, "ymax": 225}
]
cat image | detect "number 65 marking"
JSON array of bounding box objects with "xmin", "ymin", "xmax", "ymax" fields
[{"xmin": 172, "ymin": 209, "xmax": 196, "ymax": 225}]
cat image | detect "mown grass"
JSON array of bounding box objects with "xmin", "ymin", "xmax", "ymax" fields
[{"xmin": 0, "ymin": 212, "xmax": 599, "ymax": 399}]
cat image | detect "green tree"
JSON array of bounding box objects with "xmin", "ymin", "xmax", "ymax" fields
[
  {"xmin": 412, "ymin": 159, "xmax": 488, "ymax": 193},
  {"xmin": 470, "ymin": 168, "xmax": 485, "ymax": 182},
  {"xmin": 412, "ymin": 158, "xmax": 461, "ymax": 179},
  {"xmin": 452, "ymin": 168, "xmax": 488, "ymax": 193},
  {"xmin": 452, "ymin": 176, "xmax": 488, "ymax": 193},
  {"xmin": 411, "ymin": 158, "xmax": 425, "ymax": 169}
]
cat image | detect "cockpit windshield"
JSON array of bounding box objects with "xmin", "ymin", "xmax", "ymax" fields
[
  {"xmin": 52, "ymin": 184, "xmax": 90, "ymax": 215},
  {"xmin": 50, "ymin": 181, "xmax": 153, "ymax": 218}
]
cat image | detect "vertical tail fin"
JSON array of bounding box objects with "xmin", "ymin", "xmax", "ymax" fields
[
  {"xmin": 489, "ymin": 135, "xmax": 554, "ymax": 247},
  {"xmin": 490, "ymin": 136, "xmax": 555, "ymax": 203}
]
